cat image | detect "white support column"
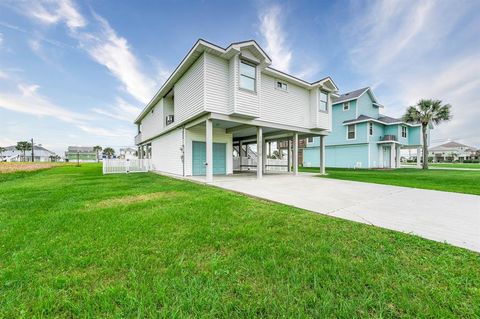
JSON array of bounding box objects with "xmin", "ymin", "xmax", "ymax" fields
[
  {"xmin": 396, "ymin": 146, "xmax": 401, "ymax": 168},
  {"xmin": 319, "ymin": 135, "xmax": 326, "ymax": 174},
  {"xmin": 206, "ymin": 119, "xmax": 213, "ymax": 183},
  {"xmin": 416, "ymin": 147, "xmax": 422, "ymax": 167},
  {"xmin": 287, "ymin": 140, "xmax": 291, "ymax": 172},
  {"xmin": 262, "ymin": 137, "xmax": 267, "ymax": 174},
  {"xmin": 390, "ymin": 144, "xmax": 396, "ymax": 169},
  {"xmin": 257, "ymin": 127, "xmax": 263, "ymax": 179},
  {"xmin": 239, "ymin": 141, "xmax": 243, "ymax": 158},
  {"xmin": 293, "ymin": 132, "xmax": 299, "ymax": 175}
]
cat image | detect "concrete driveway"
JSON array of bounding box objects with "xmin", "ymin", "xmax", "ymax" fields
[{"xmin": 192, "ymin": 173, "xmax": 480, "ymax": 252}]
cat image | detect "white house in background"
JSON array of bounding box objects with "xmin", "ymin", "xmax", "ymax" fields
[
  {"xmin": 1, "ymin": 145, "xmax": 56, "ymax": 162},
  {"xmin": 429, "ymin": 141, "xmax": 478, "ymax": 162},
  {"xmin": 119, "ymin": 147, "xmax": 138, "ymax": 160},
  {"xmin": 134, "ymin": 39, "xmax": 338, "ymax": 182}
]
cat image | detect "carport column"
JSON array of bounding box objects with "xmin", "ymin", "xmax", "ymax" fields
[
  {"xmin": 390, "ymin": 144, "xmax": 396, "ymax": 169},
  {"xmin": 416, "ymin": 147, "xmax": 422, "ymax": 167},
  {"xmin": 319, "ymin": 135, "xmax": 326, "ymax": 175},
  {"xmin": 257, "ymin": 127, "xmax": 263, "ymax": 179},
  {"xmin": 396, "ymin": 145, "xmax": 401, "ymax": 168},
  {"xmin": 293, "ymin": 132, "xmax": 299, "ymax": 175},
  {"xmin": 262, "ymin": 137, "xmax": 267, "ymax": 174},
  {"xmin": 287, "ymin": 140, "xmax": 291, "ymax": 172},
  {"xmin": 206, "ymin": 119, "xmax": 213, "ymax": 183}
]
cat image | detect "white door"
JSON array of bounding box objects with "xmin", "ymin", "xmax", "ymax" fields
[{"xmin": 383, "ymin": 146, "xmax": 391, "ymax": 168}]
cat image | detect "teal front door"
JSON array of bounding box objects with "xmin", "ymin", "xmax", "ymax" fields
[{"xmin": 192, "ymin": 141, "xmax": 226, "ymax": 176}]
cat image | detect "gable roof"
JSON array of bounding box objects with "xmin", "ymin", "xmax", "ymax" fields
[
  {"xmin": 332, "ymin": 87, "xmax": 383, "ymax": 107},
  {"xmin": 134, "ymin": 39, "xmax": 338, "ymax": 124},
  {"xmin": 3, "ymin": 145, "xmax": 55, "ymax": 155},
  {"xmin": 430, "ymin": 141, "xmax": 476, "ymax": 151},
  {"xmin": 343, "ymin": 114, "xmax": 419, "ymax": 127}
]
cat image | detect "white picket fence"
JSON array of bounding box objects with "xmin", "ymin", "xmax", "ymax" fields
[
  {"xmin": 103, "ymin": 159, "xmax": 151, "ymax": 174},
  {"xmin": 233, "ymin": 157, "xmax": 288, "ymax": 172}
]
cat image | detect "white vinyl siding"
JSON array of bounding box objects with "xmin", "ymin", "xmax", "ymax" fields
[
  {"xmin": 174, "ymin": 55, "xmax": 205, "ymax": 123},
  {"xmin": 260, "ymin": 73, "xmax": 309, "ymax": 127},
  {"xmin": 150, "ymin": 128, "xmax": 184, "ymax": 175},
  {"xmin": 141, "ymin": 99, "xmax": 164, "ymax": 140},
  {"xmin": 204, "ymin": 53, "xmax": 229, "ymax": 113}
]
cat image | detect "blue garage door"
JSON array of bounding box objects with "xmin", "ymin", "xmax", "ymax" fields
[{"xmin": 192, "ymin": 141, "xmax": 226, "ymax": 176}]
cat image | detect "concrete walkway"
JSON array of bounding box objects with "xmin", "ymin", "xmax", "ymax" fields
[{"xmin": 189, "ymin": 173, "xmax": 480, "ymax": 252}]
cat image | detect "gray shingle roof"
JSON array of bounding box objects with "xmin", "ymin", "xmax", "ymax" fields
[
  {"xmin": 332, "ymin": 87, "xmax": 370, "ymax": 104},
  {"xmin": 377, "ymin": 114, "xmax": 402, "ymax": 124},
  {"xmin": 343, "ymin": 115, "xmax": 375, "ymax": 124}
]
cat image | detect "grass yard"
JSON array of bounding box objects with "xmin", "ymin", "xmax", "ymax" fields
[
  {"xmin": 1, "ymin": 164, "xmax": 479, "ymax": 317},
  {"xmin": 430, "ymin": 163, "xmax": 480, "ymax": 169},
  {"xmin": 300, "ymin": 167, "xmax": 480, "ymax": 195}
]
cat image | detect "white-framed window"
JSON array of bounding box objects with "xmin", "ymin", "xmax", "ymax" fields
[
  {"xmin": 402, "ymin": 125, "xmax": 407, "ymax": 138},
  {"xmin": 343, "ymin": 102, "xmax": 349, "ymax": 111},
  {"xmin": 319, "ymin": 91, "xmax": 328, "ymax": 112},
  {"xmin": 239, "ymin": 60, "xmax": 256, "ymax": 92},
  {"xmin": 307, "ymin": 137, "xmax": 313, "ymax": 143},
  {"xmin": 275, "ymin": 80, "xmax": 288, "ymax": 91},
  {"xmin": 369, "ymin": 122, "xmax": 373, "ymax": 136},
  {"xmin": 347, "ymin": 124, "xmax": 356, "ymax": 140}
]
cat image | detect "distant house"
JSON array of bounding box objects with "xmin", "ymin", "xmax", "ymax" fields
[
  {"xmin": 1, "ymin": 145, "xmax": 56, "ymax": 162},
  {"xmin": 119, "ymin": 147, "xmax": 137, "ymax": 160},
  {"xmin": 65, "ymin": 146, "xmax": 97, "ymax": 162},
  {"xmin": 429, "ymin": 141, "xmax": 478, "ymax": 162},
  {"xmin": 303, "ymin": 87, "xmax": 428, "ymax": 168}
]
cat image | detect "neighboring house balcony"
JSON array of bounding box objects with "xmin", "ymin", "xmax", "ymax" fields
[{"xmin": 379, "ymin": 135, "xmax": 397, "ymax": 142}]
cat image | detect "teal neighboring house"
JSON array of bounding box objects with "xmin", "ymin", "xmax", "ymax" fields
[{"xmin": 303, "ymin": 87, "xmax": 426, "ymax": 168}]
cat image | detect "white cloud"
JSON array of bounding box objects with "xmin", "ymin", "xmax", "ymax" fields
[
  {"xmin": 92, "ymin": 98, "xmax": 141, "ymax": 122},
  {"xmin": 259, "ymin": 5, "xmax": 292, "ymax": 72},
  {"xmin": 77, "ymin": 124, "xmax": 132, "ymax": 138},
  {"xmin": 27, "ymin": 0, "xmax": 86, "ymax": 30},
  {"xmin": 0, "ymin": 32, "xmax": 3, "ymax": 47},
  {"xmin": 74, "ymin": 14, "xmax": 156, "ymax": 104},
  {"xmin": 18, "ymin": 0, "xmax": 158, "ymax": 104}
]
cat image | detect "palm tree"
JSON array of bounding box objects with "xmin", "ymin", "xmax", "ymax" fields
[
  {"xmin": 93, "ymin": 145, "xmax": 102, "ymax": 162},
  {"xmin": 103, "ymin": 147, "xmax": 115, "ymax": 159},
  {"xmin": 403, "ymin": 99, "xmax": 452, "ymax": 169},
  {"xmin": 16, "ymin": 141, "xmax": 32, "ymax": 162}
]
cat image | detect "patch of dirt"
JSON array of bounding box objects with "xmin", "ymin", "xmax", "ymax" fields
[
  {"xmin": 0, "ymin": 163, "xmax": 59, "ymax": 173},
  {"xmin": 87, "ymin": 191, "xmax": 182, "ymax": 209}
]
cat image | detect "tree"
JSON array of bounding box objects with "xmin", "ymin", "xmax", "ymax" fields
[
  {"xmin": 0, "ymin": 146, "xmax": 5, "ymax": 160},
  {"xmin": 16, "ymin": 141, "xmax": 32, "ymax": 162},
  {"xmin": 403, "ymin": 99, "xmax": 452, "ymax": 169},
  {"xmin": 93, "ymin": 145, "xmax": 102, "ymax": 162},
  {"xmin": 103, "ymin": 147, "xmax": 115, "ymax": 159},
  {"xmin": 49, "ymin": 155, "xmax": 61, "ymax": 162}
]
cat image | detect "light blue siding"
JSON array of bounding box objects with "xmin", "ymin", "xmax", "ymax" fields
[
  {"xmin": 408, "ymin": 126, "xmax": 421, "ymax": 145},
  {"xmin": 192, "ymin": 141, "xmax": 226, "ymax": 176},
  {"xmin": 303, "ymin": 144, "xmax": 369, "ymax": 168},
  {"xmin": 357, "ymin": 92, "xmax": 380, "ymax": 118}
]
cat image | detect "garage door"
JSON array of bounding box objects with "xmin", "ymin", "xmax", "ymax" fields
[{"xmin": 192, "ymin": 141, "xmax": 226, "ymax": 176}]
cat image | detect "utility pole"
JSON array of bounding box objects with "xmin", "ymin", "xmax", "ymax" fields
[{"xmin": 31, "ymin": 138, "xmax": 34, "ymax": 162}]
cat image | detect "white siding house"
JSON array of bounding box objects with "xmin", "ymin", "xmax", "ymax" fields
[{"xmin": 134, "ymin": 39, "xmax": 338, "ymax": 182}]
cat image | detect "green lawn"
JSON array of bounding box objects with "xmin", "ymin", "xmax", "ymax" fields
[
  {"xmin": 1, "ymin": 165, "xmax": 479, "ymax": 317},
  {"xmin": 300, "ymin": 167, "xmax": 480, "ymax": 195},
  {"xmin": 402, "ymin": 162, "xmax": 480, "ymax": 169}
]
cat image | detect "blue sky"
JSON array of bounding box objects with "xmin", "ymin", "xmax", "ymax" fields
[{"xmin": 0, "ymin": 0, "xmax": 479, "ymax": 154}]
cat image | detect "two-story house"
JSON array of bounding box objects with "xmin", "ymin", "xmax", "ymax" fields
[
  {"xmin": 134, "ymin": 39, "xmax": 338, "ymax": 182},
  {"xmin": 303, "ymin": 87, "xmax": 426, "ymax": 168}
]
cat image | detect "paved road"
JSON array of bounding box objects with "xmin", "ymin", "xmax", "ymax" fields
[{"xmin": 194, "ymin": 173, "xmax": 480, "ymax": 252}]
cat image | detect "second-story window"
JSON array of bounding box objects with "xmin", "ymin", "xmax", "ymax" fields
[
  {"xmin": 347, "ymin": 124, "xmax": 356, "ymax": 140},
  {"xmin": 319, "ymin": 91, "xmax": 328, "ymax": 112},
  {"xmin": 276, "ymin": 81, "xmax": 288, "ymax": 91},
  {"xmin": 369, "ymin": 122, "xmax": 373, "ymax": 136},
  {"xmin": 343, "ymin": 102, "xmax": 350, "ymax": 111},
  {"xmin": 240, "ymin": 60, "xmax": 256, "ymax": 92},
  {"xmin": 402, "ymin": 125, "xmax": 407, "ymax": 138}
]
